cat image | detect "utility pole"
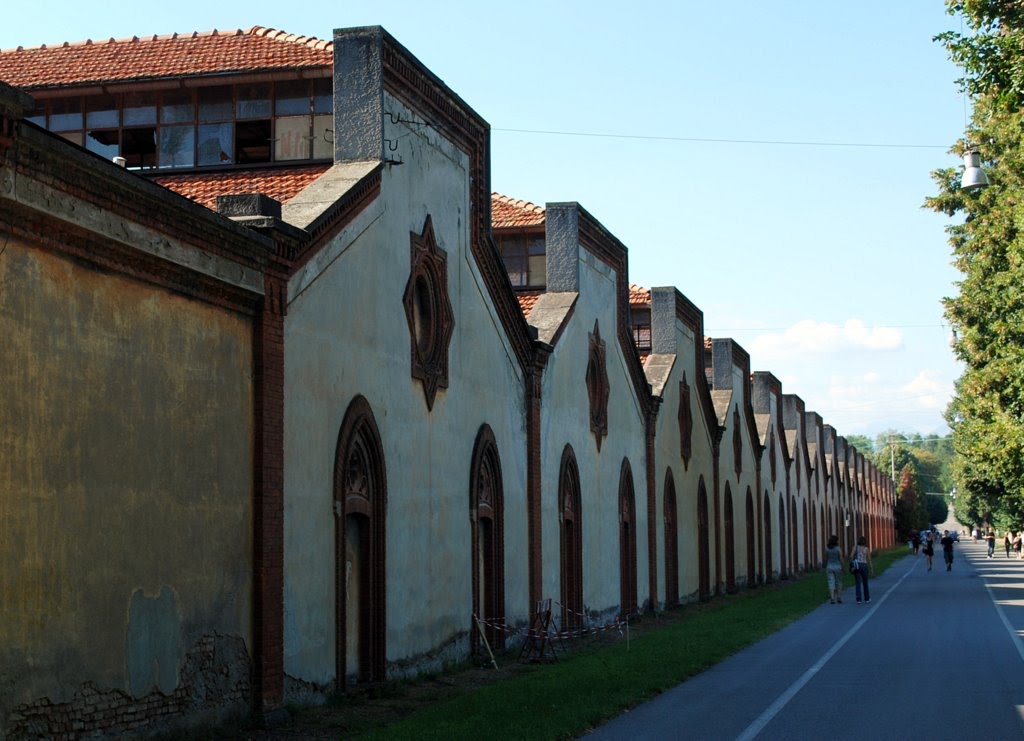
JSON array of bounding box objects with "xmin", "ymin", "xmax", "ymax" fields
[{"xmin": 890, "ymin": 435, "xmax": 896, "ymax": 483}]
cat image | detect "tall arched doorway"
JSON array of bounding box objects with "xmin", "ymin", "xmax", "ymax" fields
[
  {"xmin": 790, "ymin": 496, "xmax": 799, "ymax": 573},
  {"xmin": 698, "ymin": 479, "xmax": 710, "ymax": 600},
  {"xmin": 559, "ymin": 446, "xmax": 583, "ymax": 630},
  {"xmin": 724, "ymin": 483, "xmax": 736, "ymax": 593},
  {"xmin": 763, "ymin": 491, "xmax": 773, "ymax": 582},
  {"xmin": 334, "ymin": 395, "xmax": 387, "ymax": 689},
  {"xmin": 745, "ymin": 487, "xmax": 755, "ymax": 586},
  {"xmin": 778, "ymin": 494, "xmax": 787, "ymax": 579},
  {"xmin": 619, "ymin": 459, "xmax": 638, "ymax": 616},
  {"xmin": 470, "ymin": 425, "xmax": 505, "ymax": 654},
  {"xmin": 664, "ymin": 470, "xmax": 679, "ymax": 608},
  {"xmin": 803, "ymin": 500, "xmax": 810, "ymax": 568}
]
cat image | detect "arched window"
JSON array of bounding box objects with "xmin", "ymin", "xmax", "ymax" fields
[
  {"xmin": 619, "ymin": 459, "xmax": 638, "ymax": 616},
  {"xmin": 698, "ymin": 478, "xmax": 710, "ymax": 601},
  {"xmin": 333, "ymin": 396, "xmax": 387, "ymax": 689},
  {"xmin": 724, "ymin": 483, "xmax": 736, "ymax": 592},
  {"xmin": 763, "ymin": 491, "xmax": 773, "ymax": 582},
  {"xmin": 664, "ymin": 470, "xmax": 679, "ymax": 608},
  {"xmin": 559, "ymin": 446, "xmax": 583, "ymax": 630},
  {"xmin": 470, "ymin": 425, "xmax": 505, "ymax": 654}
]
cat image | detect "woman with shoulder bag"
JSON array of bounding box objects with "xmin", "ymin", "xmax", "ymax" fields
[{"xmin": 850, "ymin": 536, "xmax": 872, "ymax": 604}]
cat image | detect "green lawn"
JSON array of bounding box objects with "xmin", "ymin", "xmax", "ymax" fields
[{"xmin": 358, "ymin": 548, "xmax": 907, "ymax": 740}]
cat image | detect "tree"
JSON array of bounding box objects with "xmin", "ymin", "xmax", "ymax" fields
[
  {"xmin": 846, "ymin": 434, "xmax": 874, "ymax": 453},
  {"xmin": 928, "ymin": 1, "xmax": 1024, "ymax": 530},
  {"xmin": 925, "ymin": 494, "xmax": 950, "ymax": 526},
  {"xmin": 894, "ymin": 463, "xmax": 929, "ymax": 538}
]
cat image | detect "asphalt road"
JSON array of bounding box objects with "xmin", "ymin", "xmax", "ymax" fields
[{"xmin": 588, "ymin": 538, "xmax": 1024, "ymax": 740}]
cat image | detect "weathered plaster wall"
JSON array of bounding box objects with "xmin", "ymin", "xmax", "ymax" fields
[
  {"xmin": 283, "ymin": 93, "xmax": 528, "ymax": 689},
  {"xmin": 719, "ymin": 361, "xmax": 758, "ymax": 590},
  {"xmin": 649, "ymin": 321, "xmax": 716, "ymax": 607},
  {"xmin": 0, "ymin": 238, "xmax": 254, "ymax": 725},
  {"xmin": 538, "ymin": 249, "xmax": 648, "ymax": 620}
]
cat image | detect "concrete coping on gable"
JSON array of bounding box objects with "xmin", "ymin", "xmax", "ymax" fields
[
  {"xmin": 527, "ymin": 291, "xmax": 578, "ymax": 346},
  {"xmin": 643, "ymin": 353, "xmax": 675, "ymax": 398},
  {"xmin": 282, "ymin": 160, "xmax": 380, "ymax": 230},
  {"xmin": 710, "ymin": 389, "xmax": 733, "ymax": 426}
]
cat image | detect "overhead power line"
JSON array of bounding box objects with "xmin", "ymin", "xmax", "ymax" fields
[{"xmin": 492, "ymin": 127, "xmax": 949, "ymax": 150}]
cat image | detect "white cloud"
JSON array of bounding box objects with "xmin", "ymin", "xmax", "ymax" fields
[
  {"xmin": 750, "ymin": 319, "xmax": 903, "ymax": 359},
  {"xmin": 901, "ymin": 370, "xmax": 949, "ymax": 412}
]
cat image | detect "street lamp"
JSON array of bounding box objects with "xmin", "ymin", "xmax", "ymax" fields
[{"xmin": 961, "ymin": 149, "xmax": 990, "ymax": 190}]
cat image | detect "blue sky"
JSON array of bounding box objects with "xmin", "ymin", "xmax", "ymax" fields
[{"xmin": 2, "ymin": 1, "xmax": 967, "ymax": 440}]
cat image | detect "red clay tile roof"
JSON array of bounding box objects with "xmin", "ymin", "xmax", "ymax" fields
[
  {"xmin": 492, "ymin": 193, "xmax": 544, "ymax": 229},
  {"xmin": 150, "ymin": 164, "xmax": 331, "ymax": 210},
  {"xmin": 516, "ymin": 290, "xmax": 543, "ymax": 317},
  {"xmin": 0, "ymin": 27, "xmax": 332, "ymax": 89},
  {"xmin": 629, "ymin": 284, "xmax": 650, "ymax": 307}
]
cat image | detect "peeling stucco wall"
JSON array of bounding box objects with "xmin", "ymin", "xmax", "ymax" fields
[{"xmin": 0, "ymin": 237, "xmax": 254, "ymax": 731}]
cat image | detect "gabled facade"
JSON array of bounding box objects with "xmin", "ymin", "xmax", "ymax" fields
[
  {"xmin": 804, "ymin": 412, "xmax": 832, "ymax": 560},
  {"xmin": 752, "ymin": 372, "xmax": 789, "ymax": 582},
  {"xmin": 279, "ymin": 27, "xmax": 534, "ymax": 695},
  {"xmin": 509, "ymin": 202, "xmax": 654, "ymax": 623},
  {"xmin": 706, "ymin": 339, "xmax": 761, "ymax": 593},
  {"xmin": 646, "ymin": 287, "xmax": 719, "ymax": 605},
  {"xmin": 782, "ymin": 394, "xmax": 813, "ymax": 570}
]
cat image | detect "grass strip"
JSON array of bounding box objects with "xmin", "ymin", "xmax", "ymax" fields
[{"xmin": 359, "ymin": 548, "xmax": 907, "ymax": 740}]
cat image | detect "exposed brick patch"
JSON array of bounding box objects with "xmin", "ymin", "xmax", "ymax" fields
[{"xmin": 6, "ymin": 634, "xmax": 250, "ymax": 739}]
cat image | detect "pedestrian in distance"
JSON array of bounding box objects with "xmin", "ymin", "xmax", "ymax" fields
[
  {"xmin": 986, "ymin": 528, "xmax": 996, "ymax": 558},
  {"xmin": 911, "ymin": 532, "xmax": 921, "ymax": 554},
  {"xmin": 1015, "ymin": 532, "xmax": 1023, "ymax": 559},
  {"xmin": 1006, "ymin": 532, "xmax": 1013, "ymax": 558},
  {"xmin": 941, "ymin": 529, "xmax": 956, "ymax": 571},
  {"xmin": 923, "ymin": 531, "xmax": 935, "ymax": 571},
  {"xmin": 825, "ymin": 535, "xmax": 844, "ymax": 604},
  {"xmin": 850, "ymin": 536, "xmax": 872, "ymax": 604}
]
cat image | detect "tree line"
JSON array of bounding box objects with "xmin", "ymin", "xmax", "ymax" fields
[
  {"xmin": 847, "ymin": 432, "xmax": 953, "ymax": 538},
  {"xmin": 927, "ymin": 1, "xmax": 1024, "ymax": 533}
]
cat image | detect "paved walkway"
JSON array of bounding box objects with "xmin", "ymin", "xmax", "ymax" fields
[{"xmin": 588, "ymin": 537, "xmax": 1024, "ymax": 740}]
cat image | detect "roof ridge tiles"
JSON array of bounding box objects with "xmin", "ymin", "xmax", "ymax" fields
[
  {"xmin": 492, "ymin": 192, "xmax": 545, "ymax": 213},
  {"xmin": 3, "ymin": 25, "xmax": 331, "ymax": 55}
]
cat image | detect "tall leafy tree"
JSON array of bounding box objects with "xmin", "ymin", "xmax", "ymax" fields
[
  {"xmin": 928, "ymin": 1, "xmax": 1024, "ymax": 530},
  {"xmin": 894, "ymin": 463, "xmax": 929, "ymax": 538}
]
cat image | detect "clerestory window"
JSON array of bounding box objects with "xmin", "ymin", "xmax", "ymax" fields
[
  {"xmin": 496, "ymin": 234, "xmax": 546, "ymax": 289},
  {"xmin": 29, "ymin": 78, "xmax": 333, "ymax": 171}
]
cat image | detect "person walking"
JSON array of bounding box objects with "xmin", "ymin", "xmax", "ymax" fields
[
  {"xmin": 1006, "ymin": 532, "xmax": 1013, "ymax": 558},
  {"xmin": 986, "ymin": 528, "xmax": 996, "ymax": 558},
  {"xmin": 1015, "ymin": 532, "xmax": 1022, "ymax": 559},
  {"xmin": 825, "ymin": 535, "xmax": 844, "ymax": 604},
  {"xmin": 923, "ymin": 531, "xmax": 935, "ymax": 571},
  {"xmin": 941, "ymin": 529, "xmax": 956, "ymax": 571},
  {"xmin": 850, "ymin": 536, "xmax": 872, "ymax": 604}
]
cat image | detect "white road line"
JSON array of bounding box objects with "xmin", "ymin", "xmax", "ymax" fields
[
  {"xmin": 735, "ymin": 559, "xmax": 918, "ymax": 741},
  {"xmin": 978, "ymin": 559, "xmax": 1024, "ymax": 663}
]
